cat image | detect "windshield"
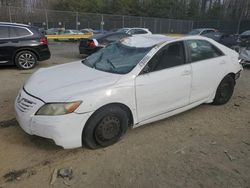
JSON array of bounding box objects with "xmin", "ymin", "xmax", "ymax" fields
[
  {"xmin": 188, "ymin": 29, "xmax": 202, "ymax": 35},
  {"xmin": 82, "ymin": 42, "xmax": 152, "ymax": 74}
]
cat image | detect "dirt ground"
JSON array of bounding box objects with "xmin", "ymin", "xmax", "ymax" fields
[{"xmin": 0, "ymin": 42, "xmax": 250, "ymax": 188}]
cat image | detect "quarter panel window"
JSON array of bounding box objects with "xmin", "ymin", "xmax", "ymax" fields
[
  {"xmin": 9, "ymin": 27, "xmax": 31, "ymax": 38},
  {"xmin": 0, "ymin": 26, "xmax": 9, "ymax": 39},
  {"xmin": 187, "ymin": 40, "xmax": 223, "ymax": 63}
]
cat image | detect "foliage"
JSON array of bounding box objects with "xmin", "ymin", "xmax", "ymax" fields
[{"xmin": 12, "ymin": 0, "xmax": 250, "ymax": 20}]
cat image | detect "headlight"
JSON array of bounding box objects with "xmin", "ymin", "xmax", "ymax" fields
[{"xmin": 36, "ymin": 101, "xmax": 82, "ymax": 116}]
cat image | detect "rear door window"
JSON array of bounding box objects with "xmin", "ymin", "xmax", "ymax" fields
[
  {"xmin": 0, "ymin": 26, "xmax": 9, "ymax": 39},
  {"xmin": 187, "ymin": 40, "xmax": 223, "ymax": 62}
]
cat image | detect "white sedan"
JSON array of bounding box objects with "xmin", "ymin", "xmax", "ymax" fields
[
  {"xmin": 117, "ymin": 27, "xmax": 152, "ymax": 36},
  {"xmin": 15, "ymin": 35, "xmax": 242, "ymax": 149}
]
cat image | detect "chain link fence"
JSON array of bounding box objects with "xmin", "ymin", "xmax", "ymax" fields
[{"xmin": 0, "ymin": 6, "xmax": 249, "ymax": 34}]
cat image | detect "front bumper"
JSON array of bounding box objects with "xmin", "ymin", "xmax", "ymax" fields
[{"xmin": 15, "ymin": 89, "xmax": 92, "ymax": 149}]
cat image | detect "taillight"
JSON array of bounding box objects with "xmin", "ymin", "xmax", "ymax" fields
[
  {"xmin": 87, "ymin": 40, "xmax": 96, "ymax": 48},
  {"xmin": 40, "ymin": 36, "xmax": 48, "ymax": 45}
]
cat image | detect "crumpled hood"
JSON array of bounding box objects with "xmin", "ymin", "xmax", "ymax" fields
[{"xmin": 24, "ymin": 61, "xmax": 121, "ymax": 102}]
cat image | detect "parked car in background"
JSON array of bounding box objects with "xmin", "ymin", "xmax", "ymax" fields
[
  {"xmin": 92, "ymin": 29, "xmax": 109, "ymax": 34},
  {"xmin": 238, "ymin": 30, "xmax": 250, "ymax": 47},
  {"xmin": 59, "ymin": 30, "xmax": 83, "ymax": 35},
  {"xmin": 203, "ymin": 32, "xmax": 238, "ymax": 48},
  {"xmin": 0, "ymin": 22, "xmax": 50, "ymax": 69},
  {"xmin": 55, "ymin": 29, "xmax": 84, "ymax": 41},
  {"xmin": 79, "ymin": 32, "xmax": 131, "ymax": 55},
  {"xmin": 45, "ymin": 28, "xmax": 63, "ymax": 35},
  {"xmin": 188, "ymin": 28, "xmax": 217, "ymax": 36},
  {"xmin": 15, "ymin": 35, "xmax": 242, "ymax": 149},
  {"xmin": 80, "ymin": 28, "xmax": 94, "ymax": 35},
  {"xmin": 117, "ymin": 28, "xmax": 152, "ymax": 35},
  {"xmin": 38, "ymin": 28, "xmax": 46, "ymax": 35},
  {"xmin": 238, "ymin": 31, "xmax": 250, "ymax": 66}
]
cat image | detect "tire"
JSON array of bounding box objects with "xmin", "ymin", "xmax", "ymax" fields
[
  {"xmin": 82, "ymin": 105, "xmax": 129, "ymax": 149},
  {"xmin": 213, "ymin": 75, "xmax": 235, "ymax": 105},
  {"xmin": 15, "ymin": 51, "xmax": 37, "ymax": 70}
]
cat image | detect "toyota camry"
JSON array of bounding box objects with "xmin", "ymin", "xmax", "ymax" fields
[{"xmin": 15, "ymin": 35, "xmax": 242, "ymax": 149}]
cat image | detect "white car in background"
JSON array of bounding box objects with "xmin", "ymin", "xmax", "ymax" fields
[
  {"xmin": 188, "ymin": 28, "xmax": 217, "ymax": 36},
  {"xmin": 117, "ymin": 27, "xmax": 152, "ymax": 35},
  {"xmin": 15, "ymin": 35, "xmax": 242, "ymax": 149}
]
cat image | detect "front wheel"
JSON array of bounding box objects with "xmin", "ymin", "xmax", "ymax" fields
[
  {"xmin": 82, "ymin": 105, "xmax": 129, "ymax": 149},
  {"xmin": 213, "ymin": 75, "xmax": 235, "ymax": 105}
]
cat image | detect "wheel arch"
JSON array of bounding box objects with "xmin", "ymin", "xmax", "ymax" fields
[
  {"xmin": 81, "ymin": 102, "xmax": 134, "ymax": 147},
  {"xmin": 225, "ymin": 72, "xmax": 236, "ymax": 84},
  {"xmin": 85, "ymin": 102, "xmax": 134, "ymax": 128},
  {"xmin": 13, "ymin": 48, "xmax": 39, "ymax": 64}
]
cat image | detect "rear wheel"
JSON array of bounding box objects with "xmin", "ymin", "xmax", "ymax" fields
[
  {"xmin": 213, "ymin": 75, "xmax": 235, "ymax": 105},
  {"xmin": 82, "ymin": 105, "xmax": 129, "ymax": 149},
  {"xmin": 15, "ymin": 51, "xmax": 37, "ymax": 69}
]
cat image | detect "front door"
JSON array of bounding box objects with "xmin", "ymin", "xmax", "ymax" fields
[{"xmin": 135, "ymin": 41, "xmax": 192, "ymax": 122}]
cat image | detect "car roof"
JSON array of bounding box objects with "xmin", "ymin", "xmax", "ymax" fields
[
  {"xmin": 0, "ymin": 22, "xmax": 31, "ymax": 28},
  {"xmin": 198, "ymin": 28, "xmax": 216, "ymax": 31},
  {"xmin": 121, "ymin": 35, "xmax": 212, "ymax": 48},
  {"xmin": 121, "ymin": 34, "xmax": 175, "ymax": 48},
  {"xmin": 123, "ymin": 27, "xmax": 149, "ymax": 30}
]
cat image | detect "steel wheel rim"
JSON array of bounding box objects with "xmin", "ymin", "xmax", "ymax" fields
[
  {"xmin": 95, "ymin": 115, "xmax": 122, "ymax": 144},
  {"xmin": 18, "ymin": 53, "xmax": 35, "ymax": 69}
]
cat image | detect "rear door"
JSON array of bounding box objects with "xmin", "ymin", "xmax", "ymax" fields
[
  {"xmin": 186, "ymin": 40, "xmax": 226, "ymax": 103},
  {"xmin": 135, "ymin": 41, "xmax": 192, "ymax": 122},
  {"xmin": 0, "ymin": 26, "xmax": 11, "ymax": 64}
]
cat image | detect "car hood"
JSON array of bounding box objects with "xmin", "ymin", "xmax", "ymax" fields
[{"xmin": 24, "ymin": 61, "xmax": 121, "ymax": 102}]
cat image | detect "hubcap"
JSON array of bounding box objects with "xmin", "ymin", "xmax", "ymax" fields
[
  {"xmin": 18, "ymin": 53, "xmax": 35, "ymax": 69},
  {"xmin": 95, "ymin": 116, "xmax": 121, "ymax": 144}
]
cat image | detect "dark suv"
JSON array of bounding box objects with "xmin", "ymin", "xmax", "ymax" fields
[{"xmin": 0, "ymin": 22, "xmax": 51, "ymax": 69}]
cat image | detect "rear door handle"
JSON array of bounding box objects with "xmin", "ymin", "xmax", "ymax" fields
[
  {"xmin": 220, "ymin": 61, "xmax": 226, "ymax": 65},
  {"xmin": 181, "ymin": 70, "xmax": 191, "ymax": 76}
]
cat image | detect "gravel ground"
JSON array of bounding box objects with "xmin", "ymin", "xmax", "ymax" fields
[{"xmin": 0, "ymin": 42, "xmax": 249, "ymax": 188}]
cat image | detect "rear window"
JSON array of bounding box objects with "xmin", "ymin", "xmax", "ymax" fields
[
  {"xmin": 0, "ymin": 26, "xmax": 9, "ymax": 39},
  {"xmin": 9, "ymin": 27, "xmax": 31, "ymax": 38}
]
